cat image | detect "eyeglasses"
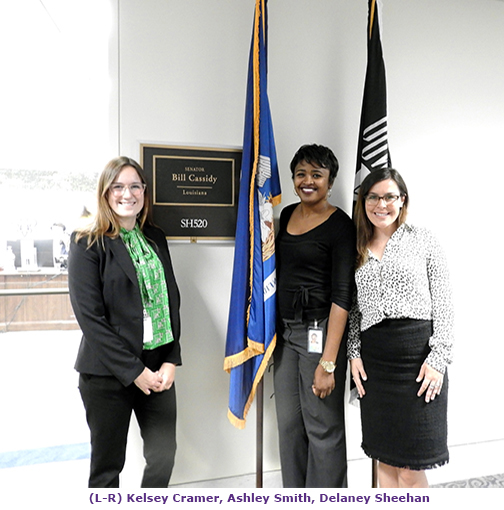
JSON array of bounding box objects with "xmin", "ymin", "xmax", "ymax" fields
[
  {"xmin": 365, "ymin": 193, "xmax": 402, "ymax": 205},
  {"xmin": 109, "ymin": 183, "xmax": 146, "ymax": 196}
]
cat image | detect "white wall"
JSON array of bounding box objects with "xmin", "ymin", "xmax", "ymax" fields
[{"xmin": 117, "ymin": 0, "xmax": 504, "ymax": 486}]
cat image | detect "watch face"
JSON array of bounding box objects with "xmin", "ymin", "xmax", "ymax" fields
[{"xmin": 320, "ymin": 360, "xmax": 335, "ymax": 373}]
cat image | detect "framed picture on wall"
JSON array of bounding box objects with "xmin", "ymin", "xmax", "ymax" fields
[{"xmin": 141, "ymin": 144, "xmax": 242, "ymax": 241}]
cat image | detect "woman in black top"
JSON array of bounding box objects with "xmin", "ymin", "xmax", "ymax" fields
[{"xmin": 274, "ymin": 144, "xmax": 356, "ymax": 488}]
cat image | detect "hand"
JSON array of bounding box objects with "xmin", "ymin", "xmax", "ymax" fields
[
  {"xmin": 350, "ymin": 358, "xmax": 367, "ymax": 398},
  {"xmin": 134, "ymin": 367, "xmax": 163, "ymax": 395},
  {"xmin": 155, "ymin": 363, "xmax": 176, "ymax": 392},
  {"xmin": 416, "ymin": 363, "xmax": 443, "ymax": 403},
  {"xmin": 312, "ymin": 364, "xmax": 335, "ymax": 399}
]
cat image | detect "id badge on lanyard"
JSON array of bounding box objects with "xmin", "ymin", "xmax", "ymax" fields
[
  {"xmin": 307, "ymin": 319, "xmax": 323, "ymax": 354},
  {"xmin": 143, "ymin": 309, "xmax": 154, "ymax": 345}
]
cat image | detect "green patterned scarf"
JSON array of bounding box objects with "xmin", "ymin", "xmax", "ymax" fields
[{"xmin": 121, "ymin": 225, "xmax": 174, "ymax": 350}]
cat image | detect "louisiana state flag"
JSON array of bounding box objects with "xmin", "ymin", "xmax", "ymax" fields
[
  {"xmin": 224, "ymin": 0, "xmax": 281, "ymax": 429},
  {"xmin": 354, "ymin": 0, "xmax": 392, "ymax": 198}
]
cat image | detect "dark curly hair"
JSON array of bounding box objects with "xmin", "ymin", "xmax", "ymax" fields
[{"xmin": 290, "ymin": 144, "xmax": 339, "ymax": 186}]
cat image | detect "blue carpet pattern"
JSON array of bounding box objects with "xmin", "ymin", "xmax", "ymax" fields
[
  {"xmin": 0, "ymin": 443, "xmax": 90, "ymax": 469},
  {"xmin": 433, "ymin": 473, "xmax": 504, "ymax": 488}
]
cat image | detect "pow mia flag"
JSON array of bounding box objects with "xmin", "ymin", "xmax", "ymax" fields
[{"xmin": 354, "ymin": 0, "xmax": 392, "ymax": 200}]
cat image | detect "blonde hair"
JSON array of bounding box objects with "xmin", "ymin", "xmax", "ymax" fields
[
  {"xmin": 355, "ymin": 168, "xmax": 408, "ymax": 269},
  {"xmin": 75, "ymin": 157, "xmax": 153, "ymax": 246}
]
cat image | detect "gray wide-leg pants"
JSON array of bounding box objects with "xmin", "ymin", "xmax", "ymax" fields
[{"xmin": 273, "ymin": 319, "xmax": 348, "ymax": 488}]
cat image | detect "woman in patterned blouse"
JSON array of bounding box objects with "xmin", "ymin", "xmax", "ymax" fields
[{"xmin": 349, "ymin": 168, "xmax": 453, "ymax": 488}]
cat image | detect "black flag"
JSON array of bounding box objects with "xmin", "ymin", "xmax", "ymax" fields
[{"xmin": 354, "ymin": 0, "xmax": 391, "ymax": 199}]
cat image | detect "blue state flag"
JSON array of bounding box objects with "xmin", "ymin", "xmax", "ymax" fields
[
  {"xmin": 224, "ymin": 0, "xmax": 281, "ymax": 429},
  {"xmin": 354, "ymin": 0, "xmax": 392, "ymax": 200}
]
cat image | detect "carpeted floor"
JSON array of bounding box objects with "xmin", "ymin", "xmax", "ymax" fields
[{"xmin": 433, "ymin": 473, "xmax": 504, "ymax": 488}]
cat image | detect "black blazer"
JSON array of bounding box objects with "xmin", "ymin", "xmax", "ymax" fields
[{"xmin": 68, "ymin": 225, "xmax": 181, "ymax": 387}]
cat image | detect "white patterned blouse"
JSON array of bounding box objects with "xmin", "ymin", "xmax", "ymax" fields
[{"xmin": 347, "ymin": 223, "xmax": 454, "ymax": 373}]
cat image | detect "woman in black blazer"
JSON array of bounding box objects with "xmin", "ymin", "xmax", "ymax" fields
[{"xmin": 68, "ymin": 157, "xmax": 181, "ymax": 488}]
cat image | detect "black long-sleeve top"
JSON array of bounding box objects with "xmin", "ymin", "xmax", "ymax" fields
[{"xmin": 276, "ymin": 204, "xmax": 356, "ymax": 323}]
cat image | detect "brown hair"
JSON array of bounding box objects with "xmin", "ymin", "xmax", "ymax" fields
[
  {"xmin": 355, "ymin": 168, "xmax": 409, "ymax": 268},
  {"xmin": 75, "ymin": 157, "xmax": 153, "ymax": 246}
]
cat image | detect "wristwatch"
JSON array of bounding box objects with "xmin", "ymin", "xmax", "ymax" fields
[{"xmin": 319, "ymin": 358, "xmax": 336, "ymax": 374}]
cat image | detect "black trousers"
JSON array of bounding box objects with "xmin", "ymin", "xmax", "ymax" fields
[
  {"xmin": 273, "ymin": 319, "xmax": 348, "ymax": 488},
  {"xmin": 78, "ymin": 374, "xmax": 177, "ymax": 488}
]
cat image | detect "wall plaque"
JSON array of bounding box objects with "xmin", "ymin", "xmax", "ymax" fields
[{"xmin": 141, "ymin": 144, "xmax": 241, "ymax": 240}]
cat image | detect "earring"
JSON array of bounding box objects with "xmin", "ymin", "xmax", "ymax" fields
[
  {"xmin": 327, "ymin": 188, "xmax": 332, "ymax": 198},
  {"xmin": 293, "ymin": 188, "xmax": 298, "ymax": 197}
]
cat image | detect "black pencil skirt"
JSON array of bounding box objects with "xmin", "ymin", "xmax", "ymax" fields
[{"xmin": 359, "ymin": 319, "xmax": 449, "ymax": 470}]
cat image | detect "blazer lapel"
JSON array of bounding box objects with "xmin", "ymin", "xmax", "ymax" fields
[{"xmin": 108, "ymin": 236, "xmax": 139, "ymax": 287}]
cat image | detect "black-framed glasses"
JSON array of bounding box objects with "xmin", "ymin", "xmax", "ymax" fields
[
  {"xmin": 109, "ymin": 183, "xmax": 146, "ymax": 196},
  {"xmin": 365, "ymin": 193, "xmax": 402, "ymax": 205}
]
